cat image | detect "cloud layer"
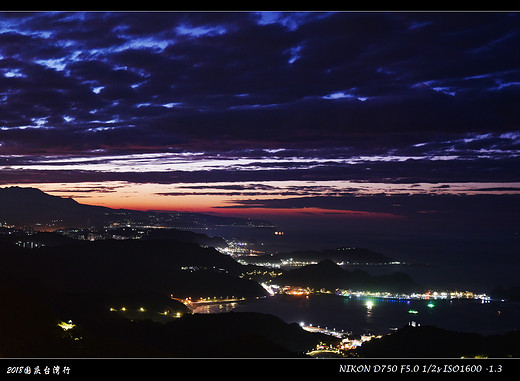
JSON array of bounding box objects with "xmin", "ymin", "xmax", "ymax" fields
[{"xmin": 0, "ymin": 12, "xmax": 518, "ymax": 152}]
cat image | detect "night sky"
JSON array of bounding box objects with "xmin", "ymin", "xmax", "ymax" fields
[{"xmin": 0, "ymin": 11, "xmax": 518, "ymax": 287}]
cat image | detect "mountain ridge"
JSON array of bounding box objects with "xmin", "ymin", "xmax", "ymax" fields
[
  {"xmin": 0, "ymin": 186, "xmax": 113, "ymax": 227},
  {"xmin": 0, "ymin": 186, "xmax": 272, "ymax": 230}
]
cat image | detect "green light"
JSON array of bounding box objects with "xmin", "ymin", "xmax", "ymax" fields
[
  {"xmin": 408, "ymin": 309, "xmax": 418, "ymax": 314},
  {"xmin": 427, "ymin": 303, "xmax": 435, "ymax": 308}
]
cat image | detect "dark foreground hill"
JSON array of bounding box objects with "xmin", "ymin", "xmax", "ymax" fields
[
  {"xmin": 0, "ymin": 237, "xmax": 266, "ymax": 299},
  {"xmin": 351, "ymin": 324, "xmax": 520, "ymax": 358},
  {"xmin": 0, "ymin": 281, "xmax": 336, "ymax": 358},
  {"xmin": 84, "ymin": 311, "xmax": 332, "ymax": 358},
  {"xmin": 0, "ymin": 235, "xmax": 337, "ymax": 358}
]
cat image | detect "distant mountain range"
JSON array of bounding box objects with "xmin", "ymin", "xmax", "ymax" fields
[
  {"xmin": 0, "ymin": 186, "xmax": 107, "ymax": 227},
  {"xmin": 0, "ymin": 186, "xmax": 273, "ymax": 230}
]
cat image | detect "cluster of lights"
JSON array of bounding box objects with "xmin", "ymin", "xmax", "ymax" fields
[
  {"xmin": 217, "ymin": 239, "xmax": 265, "ymax": 256},
  {"xmin": 336, "ymin": 289, "xmax": 490, "ymax": 301},
  {"xmin": 171, "ymin": 295, "xmax": 246, "ymax": 309},
  {"xmin": 280, "ymin": 258, "xmax": 318, "ymax": 267},
  {"xmin": 281, "ymin": 286, "xmax": 312, "ymax": 296},
  {"xmin": 109, "ymin": 306, "xmax": 145, "ymax": 312},
  {"xmin": 299, "ymin": 322, "xmax": 346, "ymax": 338},
  {"xmin": 109, "ymin": 306, "xmax": 184, "ymax": 318},
  {"xmin": 240, "ymin": 269, "xmax": 282, "ymax": 280},
  {"xmin": 301, "ymin": 320, "xmax": 383, "ymax": 355}
]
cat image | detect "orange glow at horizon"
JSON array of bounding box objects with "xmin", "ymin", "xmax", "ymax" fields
[
  {"xmin": 201, "ymin": 207, "xmax": 402, "ymax": 219},
  {"xmin": 2, "ymin": 181, "xmax": 404, "ymax": 220},
  {"xmin": 76, "ymin": 196, "xmax": 401, "ymax": 220}
]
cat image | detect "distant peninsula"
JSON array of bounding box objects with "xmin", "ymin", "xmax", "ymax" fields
[{"xmin": 275, "ymin": 259, "xmax": 423, "ymax": 293}]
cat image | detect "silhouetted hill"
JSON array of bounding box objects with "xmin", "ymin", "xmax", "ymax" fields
[
  {"xmin": 0, "ymin": 186, "xmax": 273, "ymax": 235},
  {"xmin": 0, "ymin": 186, "xmax": 110, "ymax": 227},
  {"xmin": 0, "ymin": 237, "xmax": 267, "ymax": 299},
  {"xmin": 126, "ymin": 311, "xmax": 335, "ymax": 357},
  {"xmin": 276, "ymin": 259, "xmax": 423, "ymax": 292},
  {"xmin": 352, "ymin": 324, "xmax": 520, "ymax": 358},
  {"xmin": 142, "ymin": 228, "xmax": 227, "ymax": 248}
]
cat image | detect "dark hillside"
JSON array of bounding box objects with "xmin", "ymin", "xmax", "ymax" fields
[
  {"xmin": 276, "ymin": 259, "xmax": 422, "ymax": 292},
  {"xmin": 0, "ymin": 238, "xmax": 267, "ymax": 299},
  {"xmin": 352, "ymin": 325, "xmax": 520, "ymax": 358}
]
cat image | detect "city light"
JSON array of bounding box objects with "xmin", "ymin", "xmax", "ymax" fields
[{"xmin": 335, "ymin": 288, "xmax": 490, "ymax": 302}]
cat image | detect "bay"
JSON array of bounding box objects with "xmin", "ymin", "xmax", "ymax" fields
[{"xmin": 193, "ymin": 293, "xmax": 520, "ymax": 337}]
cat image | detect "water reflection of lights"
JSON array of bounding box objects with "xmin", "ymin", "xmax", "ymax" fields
[
  {"xmin": 193, "ymin": 303, "xmax": 238, "ymax": 314},
  {"xmin": 365, "ymin": 300, "xmax": 374, "ymax": 322}
]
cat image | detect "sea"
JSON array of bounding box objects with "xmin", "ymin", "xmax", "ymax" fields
[{"xmin": 192, "ymin": 293, "xmax": 520, "ymax": 337}]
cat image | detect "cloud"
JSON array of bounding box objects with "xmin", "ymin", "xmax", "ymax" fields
[
  {"xmin": 0, "ymin": 12, "xmax": 517, "ymax": 154},
  {"xmin": 1, "ymin": 129, "xmax": 519, "ymax": 187}
]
